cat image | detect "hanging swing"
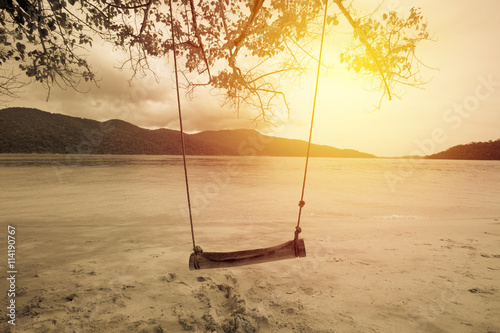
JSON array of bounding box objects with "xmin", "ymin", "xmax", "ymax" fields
[{"xmin": 168, "ymin": 0, "xmax": 329, "ymax": 270}]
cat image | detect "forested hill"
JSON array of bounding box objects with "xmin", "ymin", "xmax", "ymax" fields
[
  {"xmin": 0, "ymin": 107, "xmax": 375, "ymax": 158},
  {"xmin": 426, "ymin": 140, "xmax": 500, "ymax": 160}
]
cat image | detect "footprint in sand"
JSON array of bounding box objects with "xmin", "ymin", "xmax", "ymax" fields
[
  {"xmin": 468, "ymin": 288, "xmax": 497, "ymax": 295},
  {"xmin": 159, "ymin": 273, "xmax": 177, "ymax": 283},
  {"xmin": 480, "ymin": 253, "xmax": 500, "ymax": 259},
  {"xmin": 173, "ymin": 277, "xmax": 269, "ymax": 333}
]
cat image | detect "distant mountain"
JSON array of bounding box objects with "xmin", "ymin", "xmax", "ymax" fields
[
  {"xmin": 0, "ymin": 107, "xmax": 375, "ymax": 158},
  {"xmin": 0, "ymin": 107, "xmax": 228, "ymax": 155},
  {"xmin": 191, "ymin": 129, "xmax": 375, "ymax": 158},
  {"xmin": 426, "ymin": 139, "xmax": 500, "ymax": 160}
]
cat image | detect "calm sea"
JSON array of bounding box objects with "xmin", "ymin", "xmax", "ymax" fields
[{"xmin": 1, "ymin": 155, "xmax": 499, "ymax": 226}]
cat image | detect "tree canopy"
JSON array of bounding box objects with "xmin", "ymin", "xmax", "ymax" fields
[{"xmin": 0, "ymin": 0, "xmax": 432, "ymax": 119}]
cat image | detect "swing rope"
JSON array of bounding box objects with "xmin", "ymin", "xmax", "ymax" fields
[
  {"xmin": 171, "ymin": 0, "xmax": 329, "ymax": 264},
  {"xmin": 294, "ymin": 0, "xmax": 329, "ymax": 251},
  {"xmin": 169, "ymin": 0, "xmax": 200, "ymax": 259}
]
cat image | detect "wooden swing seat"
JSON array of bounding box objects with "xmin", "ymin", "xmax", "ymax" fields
[{"xmin": 189, "ymin": 239, "xmax": 306, "ymax": 270}]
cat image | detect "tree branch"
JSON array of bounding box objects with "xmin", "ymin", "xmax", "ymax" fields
[{"xmin": 334, "ymin": 0, "xmax": 392, "ymax": 100}]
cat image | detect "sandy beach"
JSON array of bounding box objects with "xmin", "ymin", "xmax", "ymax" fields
[
  {"xmin": 2, "ymin": 215, "xmax": 499, "ymax": 333},
  {"xmin": 1, "ymin": 0, "xmax": 500, "ymax": 331}
]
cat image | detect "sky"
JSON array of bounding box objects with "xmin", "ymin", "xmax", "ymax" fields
[{"xmin": 6, "ymin": 0, "xmax": 500, "ymax": 157}]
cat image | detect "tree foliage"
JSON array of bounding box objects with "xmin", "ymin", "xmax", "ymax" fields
[
  {"xmin": 0, "ymin": 0, "xmax": 96, "ymax": 97},
  {"xmin": 336, "ymin": 1, "xmax": 432, "ymax": 106},
  {"xmin": 0, "ymin": 0, "xmax": 433, "ymax": 118}
]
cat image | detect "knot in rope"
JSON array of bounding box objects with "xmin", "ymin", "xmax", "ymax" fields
[
  {"xmin": 293, "ymin": 226, "xmax": 303, "ymax": 256},
  {"xmin": 194, "ymin": 245, "xmax": 203, "ymax": 255},
  {"xmin": 298, "ymin": 200, "xmax": 305, "ymax": 208}
]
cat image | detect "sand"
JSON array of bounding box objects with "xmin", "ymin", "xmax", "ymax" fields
[{"xmin": 1, "ymin": 216, "xmax": 499, "ymax": 332}]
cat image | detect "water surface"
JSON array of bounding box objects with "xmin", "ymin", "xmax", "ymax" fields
[{"xmin": 1, "ymin": 155, "xmax": 499, "ymax": 227}]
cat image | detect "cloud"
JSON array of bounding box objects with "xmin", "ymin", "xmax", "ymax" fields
[{"xmin": 6, "ymin": 40, "xmax": 266, "ymax": 133}]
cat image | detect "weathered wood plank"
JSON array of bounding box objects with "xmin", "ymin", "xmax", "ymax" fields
[{"xmin": 189, "ymin": 239, "xmax": 306, "ymax": 270}]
